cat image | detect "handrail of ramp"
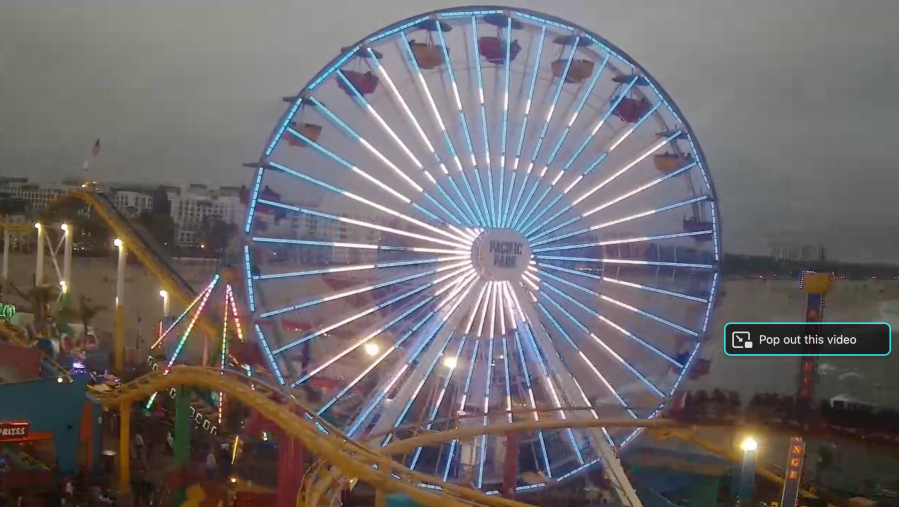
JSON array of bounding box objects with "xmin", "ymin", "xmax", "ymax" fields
[{"xmin": 92, "ymin": 366, "xmax": 540, "ymax": 507}]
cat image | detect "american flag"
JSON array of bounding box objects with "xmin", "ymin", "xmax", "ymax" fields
[{"xmin": 91, "ymin": 138, "xmax": 100, "ymax": 157}]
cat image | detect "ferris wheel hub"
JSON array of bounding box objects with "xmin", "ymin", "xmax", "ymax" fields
[{"xmin": 470, "ymin": 228, "xmax": 532, "ymax": 281}]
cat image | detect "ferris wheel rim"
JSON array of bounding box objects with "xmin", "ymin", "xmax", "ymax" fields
[{"xmin": 243, "ymin": 5, "xmax": 724, "ymax": 494}]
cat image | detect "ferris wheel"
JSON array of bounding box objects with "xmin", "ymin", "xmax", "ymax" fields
[{"xmin": 242, "ymin": 6, "xmax": 721, "ymax": 498}]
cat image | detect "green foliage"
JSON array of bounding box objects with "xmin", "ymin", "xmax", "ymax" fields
[
  {"xmin": 200, "ymin": 215, "xmax": 237, "ymax": 256},
  {"xmin": 0, "ymin": 194, "xmax": 30, "ymax": 216},
  {"xmin": 77, "ymin": 294, "xmax": 106, "ymax": 335}
]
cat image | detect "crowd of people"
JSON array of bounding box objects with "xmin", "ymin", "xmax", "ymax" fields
[{"xmin": 668, "ymin": 389, "xmax": 899, "ymax": 442}]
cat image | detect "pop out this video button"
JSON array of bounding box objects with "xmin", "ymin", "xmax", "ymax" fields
[{"xmin": 724, "ymin": 322, "xmax": 891, "ymax": 356}]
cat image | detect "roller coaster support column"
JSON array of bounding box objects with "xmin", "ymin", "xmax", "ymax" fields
[
  {"xmin": 119, "ymin": 400, "xmax": 132, "ymax": 496},
  {"xmin": 35, "ymin": 223, "xmax": 45, "ymax": 286},
  {"xmin": 780, "ymin": 271, "xmax": 831, "ymax": 507},
  {"xmin": 276, "ymin": 431, "xmax": 305, "ymax": 507},
  {"xmin": 501, "ymin": 431, "xmax": 520, "ymax": 499},
  {"xmin": 2, "ymin": 229, "xmax": 9, "ymax": 295},
  {"xmin": 61, "ymin": 223, "xmax": 73, "ymax": 304},
  {"xmin": 114, "ymin": 238, "xmax": 126, "ymax": 373},
  {"xmin": 173, "ymin": 386, "xmax": 191, "ymax": 506}
]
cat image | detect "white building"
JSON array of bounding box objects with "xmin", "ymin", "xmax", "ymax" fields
[
  {"xmin": 0, "ymin": 178, "xmax": 392, "ymax": 253},
  {"xmin": 0, "ymin": 178, "xmax": 79, "ymax": 212},
  {"xmin": 169, "ymin": 184, "xmax": 242, "ymax": 246}
]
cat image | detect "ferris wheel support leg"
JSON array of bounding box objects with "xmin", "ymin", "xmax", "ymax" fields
[
  {"xmin": 364, "ymin": 297, "xmax": 474, "ymax": 439},
  {"xmin": 510, "ymin": 284, "xmax": 644, "ymax": 507}
]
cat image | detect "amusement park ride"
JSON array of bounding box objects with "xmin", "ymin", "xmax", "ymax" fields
[{"xmin": 1, "ymin": 6, "xmax": 890, "ymax": 507}]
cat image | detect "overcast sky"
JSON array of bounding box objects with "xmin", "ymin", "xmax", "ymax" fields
[{"xmin": 1, "ymin": 0, "xmax": 897, "ymax": 261}]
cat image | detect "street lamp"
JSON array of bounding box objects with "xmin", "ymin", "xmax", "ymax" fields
[
  {"xmin": 737, "ymin": 436, "xmax": 759, "ymax": 505},
  {"xmin": 159, "ymin": 290, "xmax": 170, "ymax": 318},
  {"xmin": 114, "ymin": 238, "xmax": 123, "ymax": 248},
  {"xmin": 740, "ymin": 437, "xmax": 758, "ymax": 452},
  {"xmin": 443, "ymin": 356, "xmax": 458, "ymax": 369},
  {"xmin": 364, "ymin": 342, "xmax": 379, "ymax": 356}
]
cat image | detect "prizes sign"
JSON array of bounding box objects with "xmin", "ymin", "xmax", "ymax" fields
[{"xmin": 0, "ymin": 422, "xmax": 29, "ymax": 441}]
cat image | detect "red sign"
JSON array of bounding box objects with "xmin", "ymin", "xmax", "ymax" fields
[{"xmin": 0, "ymin": 422, "xmax": 30, "ymax": 441}]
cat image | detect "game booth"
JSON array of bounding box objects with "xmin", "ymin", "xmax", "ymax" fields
[{"xmin": 0, "ymin": 342, "xmax": 102, "ymax": 490}]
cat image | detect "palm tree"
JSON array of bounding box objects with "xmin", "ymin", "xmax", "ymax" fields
[
  {"xmin": 77, "ymin": 295, "xmax": 106, "ymax": 337},
  {"xmin": 25, "ymin": 285, "xmax": 59, "ymax": 335}
]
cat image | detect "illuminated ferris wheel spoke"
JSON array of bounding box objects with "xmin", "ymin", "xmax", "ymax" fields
[
  {"xmin": 346, "ymin": 271, "xmax": 477, "ymax": 431},
  {"xmin": 436, "ymin": 22, "xmax": 491, "ymax": 225},
  {"xmin": 503, "ymin": 282, "xmax": 584, "ymax": 461},
  {"xmin": 396, "ymin": 33, "xmax": 482, "ymax": 226},
  {"xmin": 266, "ymin": 159, "xmax": 469, "ymax": 246},
  {"xmin": 534, "ymin": 268, "xmax": 684, "ymax": 367},
  {"xmin": 515, "ymin": 52, "xmax": 611, "ymax": 232},
  {"xmin": 515, "ymin": 307, "xmax": 586, "ymax": 463},
  {"xmin": 252, "ymin": 236, "xmax": 467, "ymax": 256},
  {"xmin": 468, "ymin": 18, "xmax": 498, "ymax": 228},
  {"xmin": 361, "ymin": 50, "xmax": 479, "ymax": 227},
  {"xmin": 525, "ymin": 128, "xmax": 679, "ymax": 239},
  {"xmin": 530, "ymin": 194, "xmax": 707, "ymax": 247},
  {"xmin": 299, "ymin": 265, "xmax": 473, "ymax": 392},
  {"xmin": 509, "ymin": 33, "xmax": 580, "ymax": 231},
  {"xmin": 359, "ymin": 275, "xmax": 478, "ymax": 437},
  {"xmin": 510, "ymin": 327, "xmax": 552, "ymax": 478},
  {"xmin": 506, "ymin": 25, "xmax": 549, "ymax": 227},
  {"xmin": 532, "ymin": 230, "xmax": 712, "ymax": 254},
  {"xmin": 537, "ymin": 262, "xmax": 707, "ymax": 305},
  {"xmin": 536, "ymin": 300, "xmax": 633, "ymax": 429},
  {"xmin": 408, "ymin": 335, "xmax": 469, "ymax": 470},
  {"xmin": 325, "ymin": 273, "xmax": 472, "ymax": 420},
  {"xmin": 535, "ymin": 254, "xmax": 714, "ymax": 271},
  {"xmin": 535, "ymin": 282, "xmax": 665, "ymax": 397},
  {"xmin": 257, "ymin": 259, "xmax": 470, "ymax": 320},
  {"xmin": 254, "ymin": 255, "xmax": 467, "ymax": 281},
  {"xmin": 441, "ymin": 339, "xmax": 480, "ymax": 482},
  {"xmin": 305, "ymin": 97, "xmax": 467, "ymax": 227},
  {"xmin": 381, "ymin": 331, "xmax": 458, "ymax": 448},
  {"xmin": 518, "ymin": 79, "xmax": 637, "ymax": 235},
  {"xmin": 494, "ymin": 17, "xmax": 514, "ymax": 228},
  {"xmin": 257, "ymin": 198, "xmax": 466, "ymax": 249}
]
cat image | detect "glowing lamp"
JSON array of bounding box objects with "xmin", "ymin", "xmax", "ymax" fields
[
  {"xmin": 443, "ymin": 356, "xmax": 458, "ymax": 369},
  {"xmin": 114, "ymin": 238, "xmax": 123, "ymax": 248},
  {"xmin": 740, "ymin": 437, "xmax": 758, "ymax": 452},
  {"xmin": 364, "ymin": 342, "xmax": 379, "ymax": 356}
]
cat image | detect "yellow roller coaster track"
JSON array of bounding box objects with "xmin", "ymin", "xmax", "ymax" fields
[
  {"xmin": 372, "ymin": 410, "xmax": 819, "ymax": 501},
  {"xmin": 93, "ymin": 366, "xmax": 549, "ymax": 507}
]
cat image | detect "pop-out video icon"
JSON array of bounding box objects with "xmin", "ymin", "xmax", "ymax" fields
[{"xmin": 732, "ymin": 331, "xmax": 752, "ymax": 349}]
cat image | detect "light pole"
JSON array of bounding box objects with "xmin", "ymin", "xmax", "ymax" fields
[
  {"xmin": 114, "ymin": 238, "xmax": 126, "ymax": 373},
  {"xmin": 61, "ymin": 224, "xmax": 73, "ymax": 305},
  {"xmin": 34, "ymin": 223, "xmax": 44, "ymax": 286},
  {"xmin": 738, "ymin": 436, "xmax": 759, "ymax": 505}
]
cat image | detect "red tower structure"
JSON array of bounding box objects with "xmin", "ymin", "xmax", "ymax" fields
[{"xmin": 780, "ymin": 271, "xmax": 832, "ymax": 507}]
